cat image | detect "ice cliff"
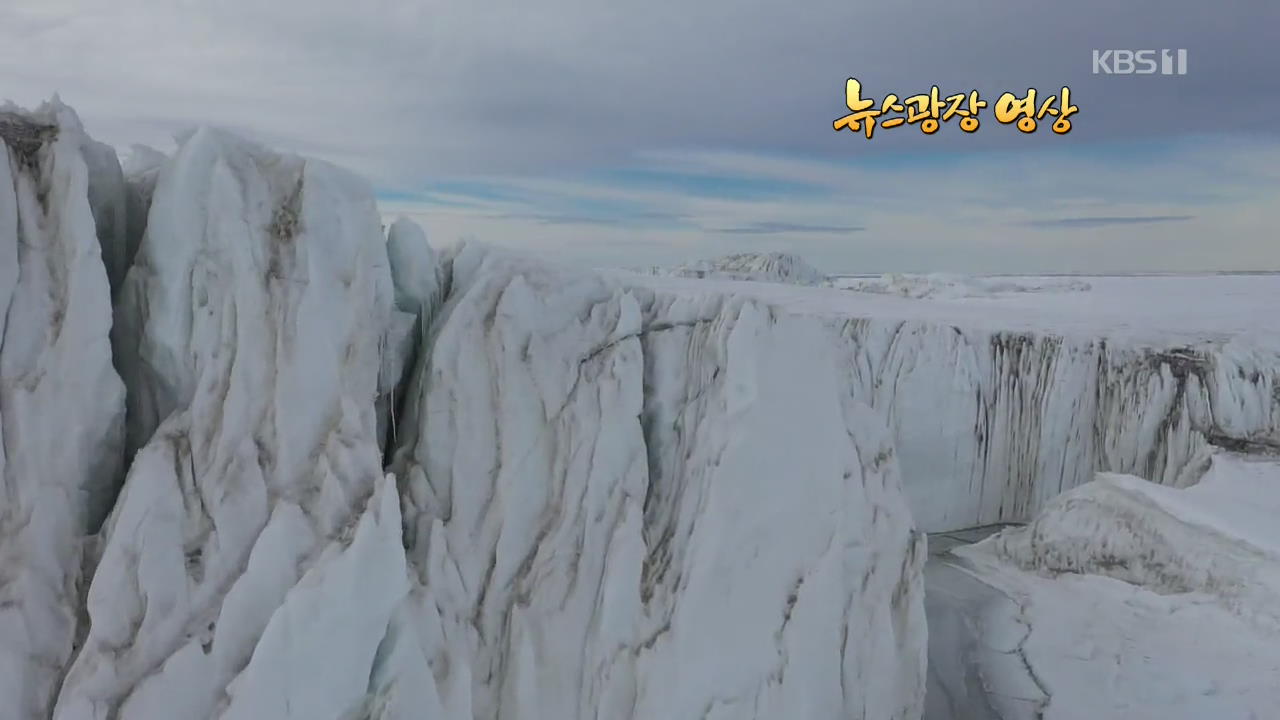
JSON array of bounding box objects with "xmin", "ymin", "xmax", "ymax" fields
[
  {"xmin": 0, "ymin": 101, "xmax": 126, "ymax": 720},
  {"xmin": 55, "ymin": 125, "xmax": 404, "ymax": 720},
  {"xmin": 380, "ymin": 248, "xmax": 925, "ymax": 719},
  {"xmin": 641, "ymin": 267, "xmax": 1279, "ymax": 532},
  {"xmin": 835, "ymin": 323, "xmax": 1278, "ymax": 531},
  {"xmin": 1, "ymin": 103, "xmax": 926, "ymax": 719}
]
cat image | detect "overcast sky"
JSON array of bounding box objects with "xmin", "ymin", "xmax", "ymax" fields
[{"xmin": 4, "ymin": 0, "xmax": 1278, "ymax": 272}]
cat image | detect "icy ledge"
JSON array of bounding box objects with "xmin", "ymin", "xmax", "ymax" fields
[{"xmin": 3, "ymin": 115, "xmax": 926, "ymax": 720}]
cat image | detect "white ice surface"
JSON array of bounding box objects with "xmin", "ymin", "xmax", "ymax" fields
[
  {"xmin": 838, "ymin": 273, "xmax": 1093, "ymax": 300},
  {"xmin": 54, "ymin": 126, "xmax": 400, "ymax": 720},
  {"xmin": 0, "ymin": 100, "xmax": 126, "ymax": 720},
  {"xmin": 941, "ymin": 454, "xmax": 1280, "ymax": 720},
  {"xmin": 383, "ymin": 245, "xmax": 927, "ymax": 719},
  {"xmin": 10, "ymin": 121, "xmax": 927, "ymax": 720}
]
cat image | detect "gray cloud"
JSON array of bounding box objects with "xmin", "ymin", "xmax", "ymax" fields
[
  {"xmin": 530, "ymin": 215, "xmax": 625, "ymax": 227},
  {"xmin": 3, "ymin": 0, "xmax": 1276, "ymax": 182},
  {"xmin": 1023, "ymin": 215, "xmax": 1196, "ymax": 228},
  {"xmin": 493, "ymin": 210, "xmax": 689, "ymax": 227},
  {"xmin": 6, "ymin": 0, "xmax": 1279, "ymax": 272},
  {"xmin": 711, "ymin": 221, "xmax": 866, "ymax": 234}
]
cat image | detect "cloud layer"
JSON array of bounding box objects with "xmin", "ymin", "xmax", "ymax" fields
[{"xmin": 4, "ymin": 0, "xmax": 1277, "ymax": 271}]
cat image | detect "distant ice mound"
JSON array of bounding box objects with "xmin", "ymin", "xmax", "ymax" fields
[
  {"xmin": 845, "ymin": 272, "xmax": 1092, "ymax": 299},
  {"xmin": 938, "ymin": 454, "xmax": 1280, "ymax": 719},
  {"xmin": 964, "ymin": 454, "xmax": 1280, "ymax": 626},
  {"xmin": 643, "ymin": 251, "xmax": 829, "ymax": 286}
]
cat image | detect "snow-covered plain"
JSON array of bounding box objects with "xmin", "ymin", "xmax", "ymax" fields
[
  {"xmin": 836, "ymin": 273, "xmax": 1093, "ymax": 300},
  {"xmin": 3, "ymin": 97, "xmax": 1279, "ymax": 720}
]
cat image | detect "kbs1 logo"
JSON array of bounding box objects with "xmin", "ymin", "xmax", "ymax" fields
[
  {"xmin": 1092, "ymin": 49, "xmax": 1188, "ymax": 75},
  {"xmin": 832, "ymin": 79, "xmax": 1078, "ymax": 139}
]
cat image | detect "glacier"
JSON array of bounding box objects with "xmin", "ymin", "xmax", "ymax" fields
[
  {"xmin": 625, "ymin": 271, "xmax": 1279, "ymax": 532},
  {"xmin": 381, "ymin": 247, "xmax": 926, "ymax": 719},
  {"xmin": 2, "ymin": 96, "xmax": 1279, "ymax": 719},
  {"xmin": 2, "ymin": 102, "xmax": 927, "ymax": 719},
  {"xmin": 0, "ymin": 101, "xmax": 126, "ymax": 720},
  {"xmin": 55, "ymin": 125, "xmax": 404, "ymax": 720}
]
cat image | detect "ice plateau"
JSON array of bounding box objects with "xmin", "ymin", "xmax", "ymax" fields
[{"xmin": 3, "ymin": 104, "xmax": 926, "ymax": 720}]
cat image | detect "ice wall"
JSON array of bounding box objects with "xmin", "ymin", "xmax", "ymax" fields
[
  {"xmin": 2, "ymin": 113, "xmax": 926, "ymax": 720},
  {"xmin": 54, "ymin": 126, "xmax": 400, "ymax": 720},
  {"xmin": 826, "ymin": 319, "xmax": 1278, "ymax": 531},
  {"xmin": 381, "ymin": 248, "xmax": 926, "ymax": 719},
  {"xmin": 0, "ymin": 102, "xmax": 127, "ymax": 720},
  {"xmin": 6, "ymin": 96, "xmax": 1272, "ymax": 717}
]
